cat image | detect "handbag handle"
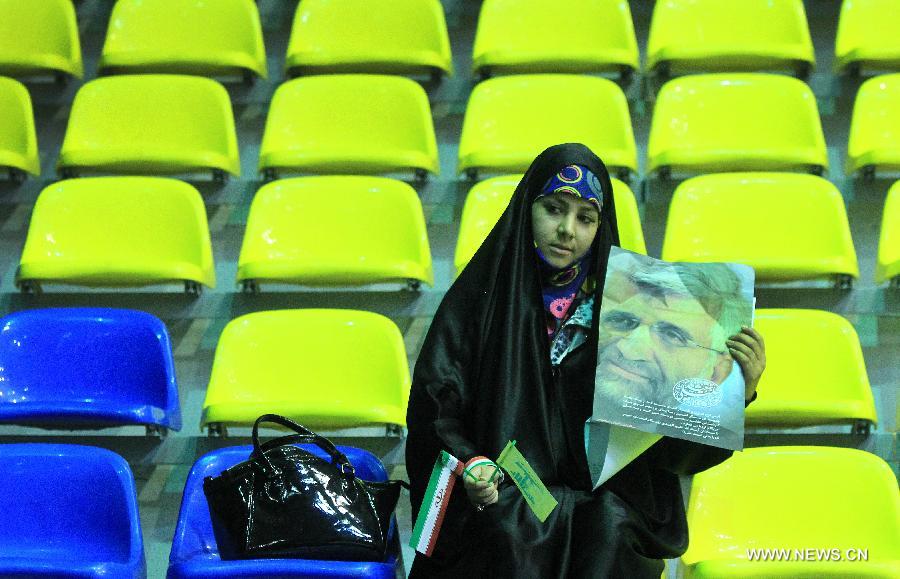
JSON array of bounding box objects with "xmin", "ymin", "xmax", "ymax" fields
[{"xmin": 251, "ymin": 414, "xmax": 355, "ymax": 476}]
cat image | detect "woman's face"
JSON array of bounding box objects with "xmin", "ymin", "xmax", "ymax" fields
[{"xmin": 531, "ymin": 192, "xmax": 601, "ymax": 268}]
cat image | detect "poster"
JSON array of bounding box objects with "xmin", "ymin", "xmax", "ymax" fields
[{"xmin": 586, "ymin": 247, "xmax": 755, "ymax": 488}]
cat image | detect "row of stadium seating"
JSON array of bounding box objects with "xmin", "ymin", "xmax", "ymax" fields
[
  {"xmin": 0, "ymin": 291, "xmax": 895, "ymax": 576},
  {"xmin": 5, "ymin": 72, "xmax": 900, "ymax": 182},
  {"xmin": 0, "ymin": 307, "xmax": 879, "ymax": 436},
  {"xmin": 3, "ymin": 443, "xmax": 896, "ymax": 578},
  {"xmin": 14, "ymin": 174, "xmax": 899, "ymax": 292},
  {"xmin": 3, "ymin": 0, "xmax": 899, "ymax": 82},
  {"xmin": 0, "ymin": 442, "xmax": 401, "ymax": 578}
]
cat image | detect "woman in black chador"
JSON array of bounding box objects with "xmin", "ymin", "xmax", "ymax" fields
[{"xmin": 406, "ymin": 143, "xmax": 766, "ymax": 578}]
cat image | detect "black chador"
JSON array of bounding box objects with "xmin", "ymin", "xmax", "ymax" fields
[{"xmin": 406, "ymin": 143, "xmax": 740, "ymax": 578}]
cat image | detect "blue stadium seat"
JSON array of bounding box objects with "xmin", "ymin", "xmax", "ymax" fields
[
  {"xmin": 0, "ymin": 308, "xmax": 181, "ymax": 433},
  {"xmin": 0, "ymin": 444, "xmax": 145, "ymax": 578},
  {"xmin": 168, "ymin": 445, "xmax": 400, "ymax": 578}
]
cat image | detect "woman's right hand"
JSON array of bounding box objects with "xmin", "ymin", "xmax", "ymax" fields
[{"xmin": 463, "ymin": 464, "xmax": 500, "ymax": 508}]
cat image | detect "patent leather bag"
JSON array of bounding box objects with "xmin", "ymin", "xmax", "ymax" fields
[{"xmin": 203, "ymin": 414, "xmax": 407, "ymax": 561}]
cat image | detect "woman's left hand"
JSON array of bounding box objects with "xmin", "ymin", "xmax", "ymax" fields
[{"xmin": 726, "ymin": 326, "xmax": 766, "ymax": 402}]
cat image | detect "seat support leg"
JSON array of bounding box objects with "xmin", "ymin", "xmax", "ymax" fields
[
  {"xmin": 145, "ymin": 425, "xmax": 167, "ymax": 438},
  {"xmin": 207, "ymin": 423, "xmax": 228, "ymax": 438},
  {"xmin": 835, "ymin": 275, "xmax": 853, "ymax": 290},
  {"xmin": 8, "ymin": 168, "xmax": 26, "ymax": 183},
  {"xmin": 17, "ymin": 280, "xmax": 42, "ymax": 295}
]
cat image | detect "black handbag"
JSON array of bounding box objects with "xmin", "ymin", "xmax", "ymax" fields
[{"xmin": 203, "ymin": 414, "xmax": 407, "ymax": 561}]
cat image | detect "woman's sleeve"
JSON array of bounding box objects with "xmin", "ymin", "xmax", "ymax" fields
[
  {"xmin": 645, "ymin": 392, "xmax": 759, "ymax": 476},
  {"xmin": 405, "ymin": 292, "xmax": 483, "ymax": 513}
]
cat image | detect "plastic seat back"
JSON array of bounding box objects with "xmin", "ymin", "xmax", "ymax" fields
[
  {"xmin": 0, "ymin": 444, "xmax": 144, "ymax": 578},
  {"xmin": 877, "ymin": 181, "xmax": 900, "ymax": 284},
  {"xmin": 0, "ymin": 308, "xmax": 181, "ymax": 430},
  {"xmin": 648, "ymin": 74, "xmax": 827, "ymax": 175},
  {"xmin": 238, "ymin": 176, "xmax": 433, "ymax": 287},
  {"xmin": 661, "ymin": 173, "xmax": 858, "ymax": 282},
  {"xmin": 18, "ymin": 177, "xmax": 216, "ymax": 289},
  {"xmin": 0, "ymin": 76, "xmax": 39, "ymax": 176},
  {"xmin": 99, "ymin": 0, "xmax": 267, "ymax": 78},
  {"xmin": 747, "ymin": 309, "xmax": 876, "ymax": 428},
  {"xmin": 286, "ymin": 0, "xmax": 451, "ymax": 77},
  {"xmin": 647, "ymin": 0, "xmax": 814, "ymax": 74},
  {"xmin": 455, "ymin": 175, "xmax": 645, "ymax": 275},
  {"xmin": 58, "ymin": 75, "xmax": 239, "ymax": 177},
  {"xmin": 259, "ymin": 75, "xmax": 439, "ymax": 177},
  {"xmin": 846, "ymin": 73, "xmax": 900, "ymax": 175},
  {"xmin": 472, "ymin": 0, "xmax": 639, "ymax": 75},
  {"xmin": 0, "ymin": 0, "xmax": 82, "ymax": 78},
  {"xmin": 202, "ymin": 310, "xmax": 411, "ymax": 429},
  {"xmin": 683, "ymin": 446, "xmax": 900, "ymax": 578},
  {"xmin": 459, "ymin": 75, "xmax": 637, "ymax": 177},
  {"xmin": 168, "ymin": 445, "xmax": 397, "ymax": 578},
  {"xmin": 835, "ymin": 0, "xmax": 900, "ymax": 73}
]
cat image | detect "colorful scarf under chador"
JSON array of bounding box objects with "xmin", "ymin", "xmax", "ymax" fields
[{"xmin": 536, "ymin": 251, "xmax": 591, "ymax": 331}]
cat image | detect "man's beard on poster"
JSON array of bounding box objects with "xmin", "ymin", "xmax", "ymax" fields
[{"xmin": 596, "ymin": 347, "xmax": 676, "ymax": 406}]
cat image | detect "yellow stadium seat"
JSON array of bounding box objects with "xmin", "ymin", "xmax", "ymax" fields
[
  {"xmin": 648, "ymin": 74, "xmax": 828, "ymax": 176},
  {"xmin": 646, "ymin": 0, "xmax": 814, "ymax": 75},
  {"xmin": 455, "ymin": 175, "xmax": 645, "ymax": 275},
  {"xmin": 57, "ymin": 75, "xmax": 239, "ymax": 178},
  {"xmin": 285, "ymin": 0, "xmax": 451, "ymax": 78},
  {"xmin": 98, "ymin": 0, "xmax": 267, "ymax": 80},
  {"xmin": 258, "ymin": 75, "xmax": 439, "ymax": 180},
  {"xmin": 661, "ymin": 173, "xmax": 858, "ymax": 284},
  {"xmin": 0, "ymin": 0, "xmax": 82, "ymax": 79},
  {"xmin": 835, "ymin": 0, "xmax": 900, "ymax": 74},
  {"xmin": 201, "ymin": 309, "xmax": 411, "ymax": 431},
  {"xmin": 846, "ymin": 74, "xmax": 900, "ymax": 177},
  {"xmin": 0, "ymin": 76, "xmax": 39, "ymax": 178},
  {"xmin": 747, "ymin": 309, "xmax": 877, "ymax": 432},
  {"xmin": 458, "ymin": 75, "xmax": 637, "ymax": 180},
  {"xmin": 877, "ymin": 182, "xmax": 900, "ymax": 285},
  {"xmin": 237, "ymin": 176, "xmax": 433, "ymax": 290},
  {"xmin": 17, "ymin": 177, "xmax": 215, "ymax": 291},
  {"xmin": 471, "ymin": 0, "xmax": 639, "ymax": 77},
  {"xmin": 683, "ymin": 446, "xmax": 900, "ymax": 578}
]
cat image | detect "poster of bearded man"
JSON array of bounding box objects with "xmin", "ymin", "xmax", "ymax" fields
[{"xmin": 589, "ymin": 246, "xmax": 755, "ymax": 458}]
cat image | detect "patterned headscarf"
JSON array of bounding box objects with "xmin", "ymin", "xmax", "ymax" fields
[
  {"xmin": 533, "ymin": 164, "xmax": 605, "ymax": 334},
  {"xmin": 536, "ymin": 164, "xmax": 603, "ymax": 210}
]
